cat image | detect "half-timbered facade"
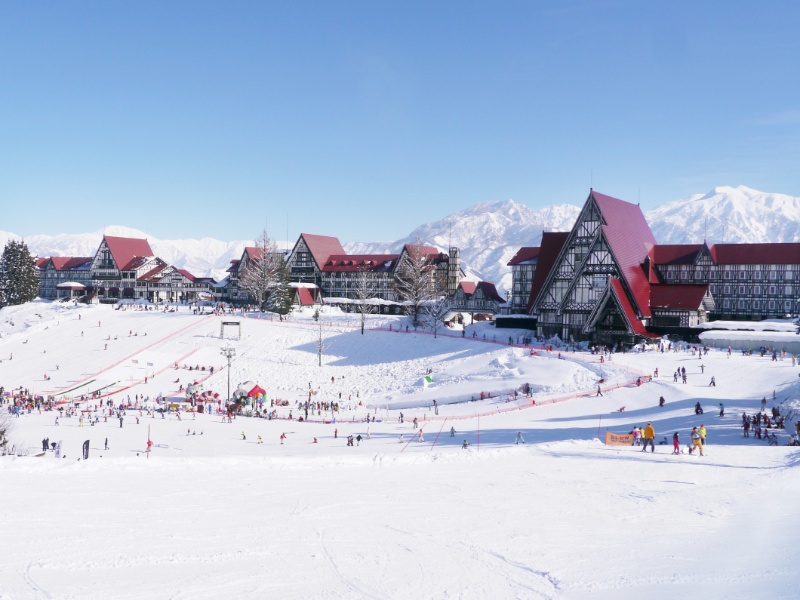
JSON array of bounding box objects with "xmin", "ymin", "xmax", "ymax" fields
[
  {"xmin": 506, "ymin": 247, "xmax": 539, "ymax": 314},
  {"xmin": 653, "ymin": 243, "xmax": 800, "ymax": 320},
  {"xmin": 38, "ymin": 257, "xmax": 93, "ymax": 299},
  {"xmin": 532, "ymin": 191, "xmax": 656, "ymax": 343}
]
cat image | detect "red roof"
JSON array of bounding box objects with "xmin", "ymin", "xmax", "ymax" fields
[
  {"xmin": 609, "ymin": 279, "xmax": 649, "ymax": 336},
  {"xmin": 300, "ymin": 234, "xmax": 346, "ymax": 269},
  {"xmin": 507, "ymin": 247, "xmax": 540, "ymax": 266},
  {"xmin": 459, "ymin": 281, "xmax": 477, "ymax": 296},
  {"xmin": 176, "ymin": 269, "xmax": 196, "ymax": 282},
  {"xmin": 650, "ymin": 284, "xmax": 710, "ymax": 310},
  {"xmin": 526, "ymin": 232, "xmax": 569, "ymax": 312},
  {"xmin": 104, "ymin": 236, "xmax": 154, "ymax": 271},
  {"xmin": 476, "ymin": 281, "xmax": 505, "ymax": 303},
  {"xmin": 402, "ymin": 243, "xmax": 440, "ymax": 259},
  {"xmin": 651, "ymin": 244, "xmax": 705, "ymax": 265},
  {"xmin": 710, "ymin": 243, "xmax": 800, "ymax": 265},
  {"xmin": 321, "ymin": 254, "xmax": 399, "ymax": 272},
  {"xmin": 295, "ymin": 287, "xmax": 322, "ymax": 306},
  {"xmin": 593, "ymin": 191, "xmax": 656, "ymax": 318},
  {"xmin": 49, "ymin": 256, "xmax": 93, "ymax": 270},
  {"xmin": 35, "ymin": 257, "xmax": 49, "ymax": 269},
  {"xmin": 227, "ymin": 259, "xmax": 241, "ymax": 273},
  {"xmin": 138, "ymin": 263, "xmax": 169, "ymax": 282}
]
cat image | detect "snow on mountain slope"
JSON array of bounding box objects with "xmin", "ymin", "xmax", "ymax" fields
[
  {"xmin": 346, "ymin": 200, "xmax": 581, "ymax": 292},
  {"xmin": 646, "ymin": 185, "xmax": 800, "ymax": 244}
]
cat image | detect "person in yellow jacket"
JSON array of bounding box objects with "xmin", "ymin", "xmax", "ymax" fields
[
  {"xmin": 642, "ymin": 422, "xmax": 656, "ymax": 452},
  {"xmin": 691, "ymin": 427, "xmax": 704, "ymax": 456},
  {"xmin": 698, "ymin": 424, "xmax": 707, "ymax": 446}
]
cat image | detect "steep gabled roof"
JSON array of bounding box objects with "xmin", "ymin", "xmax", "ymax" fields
[
  {"xmin": 321, "ymin": 254, "xmax": 399, "ymax": 272},
  {"xmin": 35, "ymin": 257, "xmax": 49, "ymax": 269},
  {"xmin": 103, "ymin": 236, "xmax": 154, "ymax": 271},
  {"xmin": 651, "ymin": 244, "xmax": 705, "ymax": 265},
  {"xmin": 593, "ymin": 191, "xmax": 656, "ymax": 318},
  {"xmin": 294, "ymin": 287, "xmax": 322, "ymax": 306},
  {"xmin": 526, "ymin": 232, "xmax": 569, "ymax": 313},
  {"xmin": 300, "ymin": 234, "xmax": 346, "ymax": 269},
  {"xmin": 138, "ymin": 263, "xmax": 169, "ymax": 282},
  {"xmin": 710, "ymin": 243, "xmax": 800, "ymax": 265},
  {"xmin": 476, "ymin": 281, "xmax": 505, "ymax": 303},
  {"xmin": 507, "ymin": 247, "xmax": 540, "ymax": 266},
  {"xmin": 176, "ymin": 269, "xmax": 196, "ymax": 282},
  {"xmin": 401, "ymin": 243, "xmax": 441, "ymax": 260},
  {"xmin": 458, "ymin": 281, "xmax": 477, "ymax": 296},
  {"xmin": 227, "ymin": 259, "xmax": 241, "ymax": 273},
  {"xmin": 586, "ymin": 278, "xmax": 650, "ymax": 337}
]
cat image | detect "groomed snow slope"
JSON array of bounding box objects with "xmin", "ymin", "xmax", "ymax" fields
[{"xmin": 1, "ymin": 302, "xmax": 799, "ymax": 599}]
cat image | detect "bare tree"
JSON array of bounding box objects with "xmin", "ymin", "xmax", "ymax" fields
[
  {"xmin": 353, "ymin": 267, "xmax": 376, "ymax": 335},
  {"xmin": 394, "ymin": 242, "xmax": 434, "ymax": 328},
  {"xmin": 239, "ymin": 229, "xmax": 282, "ymax": 310},
  {"xmin": 423, "ymin": 273, "xmax": 452, "ymax": 339},
  {"xmin": 314, "ymin": 308, "xmax": 332, "ymax": 366}
]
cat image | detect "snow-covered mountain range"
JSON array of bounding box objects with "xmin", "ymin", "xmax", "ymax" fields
[{"xmin": 4, "ymin": 185, "xmax": 800, "ymax": 294}]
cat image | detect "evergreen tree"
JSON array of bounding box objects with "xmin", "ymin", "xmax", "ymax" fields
[
  {"xmin": 269, "ymin": 260, "xmax": 294, "ymax": 315},
  {"xmin": 1, "ymin": 240, "xmax": 39, "ymax": 306}
]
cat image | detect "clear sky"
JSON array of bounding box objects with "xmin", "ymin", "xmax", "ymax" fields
[{"xmin": 1, "ymin": 1, "xmax": 799, "ymax": 243}]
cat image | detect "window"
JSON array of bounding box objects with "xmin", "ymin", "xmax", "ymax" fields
[
  {"xmin": 738, "ymin": 285, "xmax": 746, "ymax": 294},
  {"xmin": 769, "ymin": 300, "xmax": 776, "ymax": 309},
  {"xmin": 739, "ymin": 271, "xmax": 746, "ymax": 280},
  {"xmin": 592, "ymin": 274, "xmax": 609, "ymax": 289},
  {"xmin": 769, "ymin": 286, "xmax": 776, "ymax": 295},
  {"xmin": 724, "ymin": 272, "xmax": 731, "ymax": 279},
  {"xmin": 723, "ymin": 285, "xmax": 730, "ymax": 294},
  {"xmin": 753, "ymin": 300, "xmax": 760, "ymax": 309},
  {"xmin": 723, "ymin": 300, "xmax": 730, "ymax": 309},
  {"xmin": 738, "ymin": 300, "xmax": 746, "ymax": 309}
]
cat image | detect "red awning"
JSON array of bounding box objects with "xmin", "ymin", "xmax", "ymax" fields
[{"xmin": 248, "ymin": 385, "xmax": 266, "ymax": 397}]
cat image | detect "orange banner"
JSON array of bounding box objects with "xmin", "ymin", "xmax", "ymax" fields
[{"xmin": 605, "ymin": 432, "xmax": 633, "ymax": 446}]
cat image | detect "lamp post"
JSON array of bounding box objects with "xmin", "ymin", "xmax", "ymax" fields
[{"xmin": 220, "ymin": 346, "xmax": 236, "ymax": 408}]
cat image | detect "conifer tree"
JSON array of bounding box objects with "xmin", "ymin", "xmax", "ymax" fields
[
  {"xmin": 269, "ymin": 260, "xmax": 294, "ymax": 315},
  {"xmin": 1, "ymin": 240, "xmax": 39, "ymax": 306}
]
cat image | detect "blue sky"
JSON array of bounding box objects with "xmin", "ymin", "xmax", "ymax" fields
[{"xmin": 1, "ymin": 1, "xmax": 799, "ymax": 243}]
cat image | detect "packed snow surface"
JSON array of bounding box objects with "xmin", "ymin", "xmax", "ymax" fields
[{"xmin": 1, "ymin": 301, "xmax": 799, "ymax": 599}]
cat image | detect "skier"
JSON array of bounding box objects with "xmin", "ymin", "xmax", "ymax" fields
[
  {"xmin": 596, "ymin": 385, "xmax": 603, "ymax": 397},
  {"xmin": 515, "ymin": 432, "xmax": 525, "ymax": 444},
  {"xmin": 104, "ymin": 438, "xmax": 108, "ymax": 450},
  {"xmin": 694, "ymin": 402, "xmax": 703, "ymax": 415},
  {"xmin": 672, "ymin": 432, "xmax": 680, "ymax": 455},
  {"xmin": 709, "ymin": 376, "xmax": 716, "ymax": 387},
  {"xmin": 418, "ymin": 429, "xmax": 424, "ymax": 442},
  {"xmin": 450, "ymin": 426, "xmax": 456, "ymax": 437},
  {"xmin": 659, "ymin": 396, "xmax": 665, "ymax": 407},
  {"xmin": 718, "ymin": 402, "xmax": 725, "ymax": 417},
  {"xmin": 242, "ymin": 432, "xmax": 246, "ymax": 440},
  {"xmin": 462, "ymin": 440, "xmax": 469, "ymax": 449},
  {"xmin": 280, "ymin": 432, "xmax": 286, "ymax": 445}
]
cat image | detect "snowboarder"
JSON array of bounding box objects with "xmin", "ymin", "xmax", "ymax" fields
[
  {"xmin": 695, "ymin": 402, "xmax": 703, "ymax": 415},
  {"xmin": 462, "ymin": 440, "xmax": 469, "ymax": 449}
]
